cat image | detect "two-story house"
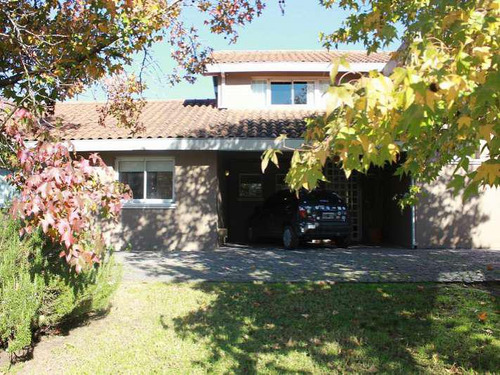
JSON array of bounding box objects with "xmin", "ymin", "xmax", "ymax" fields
[{"xmin": 3, "ymin": 50, "xmax": 499, "ymax": 250}]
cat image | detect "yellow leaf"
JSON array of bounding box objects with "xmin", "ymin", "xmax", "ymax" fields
[
  {"xmin": 425, "ymin": 90, "xmax": 438, "ymax": 109},
  {"xmin": 457, "ymin": 116, "xmax": 472, "ymax": 129},
  {"xmin": 442, "ymin": 10, "xmax": 462, "ymax": 27},
  {"xmin": 330, "ymin": 59, "xmax": 340, "ymax": 85},
  {"xmin": 388, "ymin": 143, "xmax": 399, "ymax": 162},
  {"xmin": 474, "ymin": 163, "xmax": 500, "ymax": 185},
  {"xmin": 358, "ymin": 135, "xmax": 371, "ymax": 153},
  {"xmin": 316, "ymin": 149, "xmax": 329, "ymax": 166},
  {"xmin": 404, "ymin": 87, "xmax": 415, "ymax": 110},
  {"xmin": 479, "ymin": 124, "xmax": 495, "ymax": 141}
]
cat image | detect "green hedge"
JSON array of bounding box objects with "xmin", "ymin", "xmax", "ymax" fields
[{"xmin": 0, "ymin": 212, "xmax": 121, "ymax": 354}]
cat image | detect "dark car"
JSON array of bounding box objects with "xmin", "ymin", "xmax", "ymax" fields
[{"xmin": 248, "ymin": 189, "xmax": 351, "ymax": 249}]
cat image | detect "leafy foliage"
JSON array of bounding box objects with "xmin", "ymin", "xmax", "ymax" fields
[
  {"xmin": 5, "ymin": 118, "xmax": 131, "ymax": 271},
  {"xmin": 0, "ymin": 0, "xmax": 265, "ymax": 269},
  {"xmin": 0, "ymin": 212, "xmax": 121, "ymax": 355},
  {"xmin": 0, "ymin": 213, "xmax": 43, "ymax": 354},
  {"xmin": 265, "ymin": 0, "xmax": 499, "ymax": 200},
  {"xmin": 0, "ymin": 0, "xmax": 264, "ymax": 111}
]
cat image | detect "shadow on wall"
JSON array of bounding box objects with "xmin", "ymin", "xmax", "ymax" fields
[
  {"xmin": 115, "ymin": 154, "xmax": 218, "ymax": 251},
  {"xmin": 171, "ymin": 283, "xmax": 499, "ymax": 373},
  {"xmin": 416, "ymin": 176, "xmax": 489, "ymax": 249}
]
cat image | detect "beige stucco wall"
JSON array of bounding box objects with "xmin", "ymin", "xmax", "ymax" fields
[
  {"xmin": 416, "ymin": 164, "xmax": 500, "ymax": 249},
  {"xmin": 99, "ymin": 151, "xmax": 219, "ymax": 252}
]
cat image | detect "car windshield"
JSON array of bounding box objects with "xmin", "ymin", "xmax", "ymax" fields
[
  {"xmin": 267, "ymin": 189, "xmax": 343, "ymax": 206},
  {"xmin": 299, "ymin": 189, "xmax": 342, "ymax": 205}
]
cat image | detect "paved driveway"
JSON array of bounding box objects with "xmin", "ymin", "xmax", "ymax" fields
[{"xmin": 116, "ymin": 245, "xmax": 500, "ymax": 283}]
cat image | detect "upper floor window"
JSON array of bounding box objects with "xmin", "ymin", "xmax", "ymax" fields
[
  {"xmin": 270, "ymin": 81, "xmax": 312, "ymax": 105},
  {"xmin": 252, "ymin": 79, "xmax": 328, "ymax": 108},
  {"xmin": 271, "ymin": 81, "xmax": 309, "ymax": 105}
]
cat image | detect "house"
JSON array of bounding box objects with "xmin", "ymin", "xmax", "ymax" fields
[{"xmin": 2, "ymin": 50, "xmax": 499, "ymax": 250}]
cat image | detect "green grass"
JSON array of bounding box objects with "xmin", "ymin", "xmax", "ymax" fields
[{"xmin": 5, "ymin": 282, "xmax": 499, "ymax": 374}]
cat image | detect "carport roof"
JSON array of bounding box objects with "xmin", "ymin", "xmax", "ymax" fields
[{"xmin": 51, "ymin": 99, "xmax": 316, "ymax": 141}]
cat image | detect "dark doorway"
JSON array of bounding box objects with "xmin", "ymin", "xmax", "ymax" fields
[{"xmin": 217, "ymin": 152, "xmax": 412, "ymax": 247}]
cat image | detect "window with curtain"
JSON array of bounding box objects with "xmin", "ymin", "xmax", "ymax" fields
[{"xmin": 251, "ymin": 80, "xmax": 267, "ymax": 107}]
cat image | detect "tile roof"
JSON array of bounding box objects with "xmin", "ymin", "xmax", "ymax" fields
[
  {"xmin": 211, "ymin": 50, "xmax": 393, "ymax": 64},
  {"xmin": 53, "ymin": 100, "xmax": 316, "ymax": 140}
]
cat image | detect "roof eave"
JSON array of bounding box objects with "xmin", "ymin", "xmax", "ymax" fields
[
  {"xmin": 204, "ymin": 62, "xmax": 387, "ymax": 75},
  {"xmin": 27, "ymin": 137, "xmax": 305, "ymax": 152}
]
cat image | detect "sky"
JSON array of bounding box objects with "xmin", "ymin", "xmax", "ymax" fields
[{"xmin": 76, "ymin": 0, "xmax": 402, "ymax": 102}]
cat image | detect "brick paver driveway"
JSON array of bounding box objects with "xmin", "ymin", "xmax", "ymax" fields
[{"xmin": 116, "ymin": 245, "xmax": 500, "ymax": 283}]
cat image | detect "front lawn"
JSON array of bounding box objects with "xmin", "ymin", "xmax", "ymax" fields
[{"xmin": 5, "ymin": 282, "xmax": 499, "ymax": 374}]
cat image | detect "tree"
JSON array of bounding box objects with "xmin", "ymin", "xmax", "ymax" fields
[
  {"xmin": 264, "ymin": 0, "xmax": 499, "ymax": 203},
  {"xmin": 1, "ymin": 0, "xmax": 265, "ymax": 270}
]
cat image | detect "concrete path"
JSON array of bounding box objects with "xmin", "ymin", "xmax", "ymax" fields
[{"xmin": 116, "ymin": 245, "xmax": 500, "ymax": 283}]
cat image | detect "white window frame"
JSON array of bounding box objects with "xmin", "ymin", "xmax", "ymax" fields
[
  {"xmin": 115, "ymin": 156, "xmax": 176, "ymax": 209},
  {"xmin": 252, "ymin": 77, "xmax": 330, "ymax": 109}
]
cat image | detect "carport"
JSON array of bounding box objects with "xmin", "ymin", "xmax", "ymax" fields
[{"xmin": 216, "ymin": 151, "xmax": 412, "ymax": 247}]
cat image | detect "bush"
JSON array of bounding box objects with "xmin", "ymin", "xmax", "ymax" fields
[
  {"xmin": 0, "ymin": 212, "xmax": 121, "ymax": 354},
  {"xmin": 0, "ymin": 216, "xmax": 43, "ymax": 353}
]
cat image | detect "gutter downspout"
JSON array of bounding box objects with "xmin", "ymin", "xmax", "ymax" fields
[{"xmin": 410, "ymin": 177, "xmax": 417, "ymax": 249}]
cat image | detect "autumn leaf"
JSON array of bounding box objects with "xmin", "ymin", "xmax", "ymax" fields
[
  {"xmin": 473, "ymin": 163, "xmax": 500, "ymax": 185},
  {"xmin": 478, "ymin": 311, "xmax": 488, "ymax": 322},
  {"xmin": 457, "ymin": 116, "xmax": 472, "ymax": 129}
]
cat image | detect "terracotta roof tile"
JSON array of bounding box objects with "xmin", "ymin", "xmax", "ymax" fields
[
  {"xmin": 211, "ymin": 50, "xmax": 392, "ymax": 64},
  {"xmin": 54, "ymin": 100, "xmax": 315, "ymax": 140}
]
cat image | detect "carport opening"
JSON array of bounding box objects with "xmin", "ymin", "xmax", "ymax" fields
[{"xmin": 217, "ymin": 151, "xmax": 412, "ymax": 248}]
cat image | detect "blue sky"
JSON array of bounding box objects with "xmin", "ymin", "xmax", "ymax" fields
[{"xmin": 76, "ymin": 0, "xmax": 401, "ymax": 101}]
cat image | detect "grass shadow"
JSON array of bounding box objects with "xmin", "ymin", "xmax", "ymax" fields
[{"xmin": 173, "ymin": 282, "xmax": 499, "ymax": 374}]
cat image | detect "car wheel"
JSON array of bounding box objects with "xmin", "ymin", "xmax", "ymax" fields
[
  {"xmin": 335, "ymin": 236, "xmax": 350, "ymax": 248},
  {"xmin": 283, "ymin": 226, "xmax": 298, "ymax": 250}
]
